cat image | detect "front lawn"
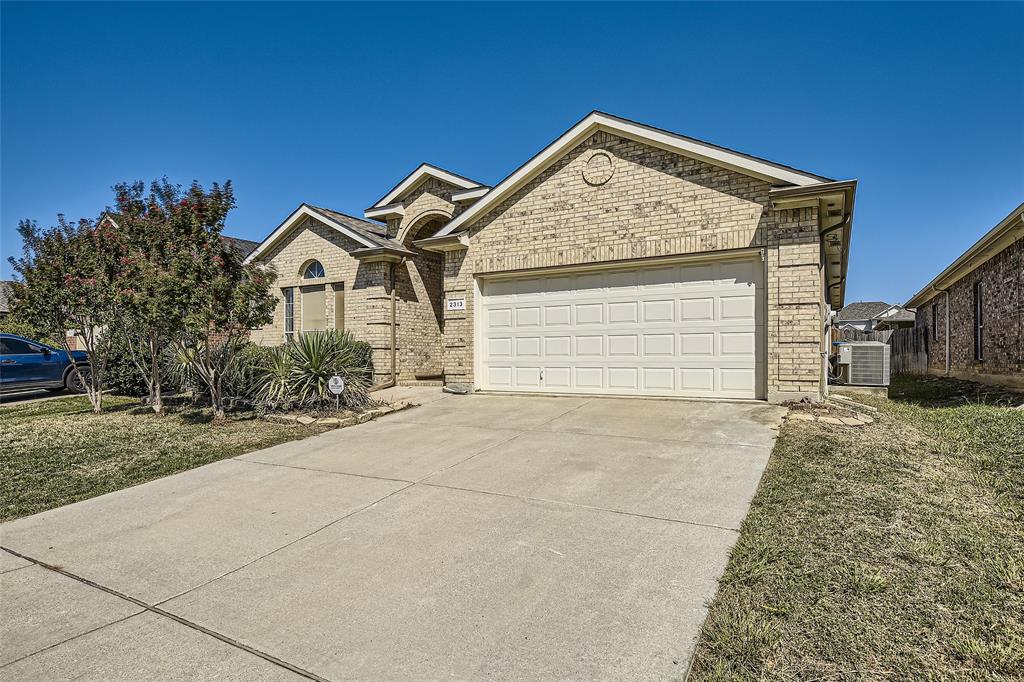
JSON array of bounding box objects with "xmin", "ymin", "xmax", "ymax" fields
[
  {"xmin": 0, "ymin": 396, "xmax": 327, "ymax": 521},
  {"xmin": 690, "ymin": 375, "xmax": 1024, "ymax": 680}
]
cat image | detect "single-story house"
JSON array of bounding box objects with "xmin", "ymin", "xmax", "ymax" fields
[
  {"xmin": 245, "ymin": 111, "xmax": 858, "ymax": 403},
  {"xmin": 906, "ymin": 201, "xmax": 1024, "ymax": 388},
  {"xmin": 836, "ymin": 301, "xmax": 916, "ymax": 332}
]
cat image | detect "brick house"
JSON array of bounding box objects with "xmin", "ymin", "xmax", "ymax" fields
[
  {"xmin": 246, "ymin": 111, "xmax": 857, "ymax": 402},
  {"xmin": 906, "ymin": 201, "xmax": 1024, "ymax": 388}
]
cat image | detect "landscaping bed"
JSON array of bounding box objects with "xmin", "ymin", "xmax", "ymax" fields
[
  {"xmin": 689, "ymin": 374, "xmax": 1023, "ymax": 680},
  {"xmin": 0, "ymin": 395, "xmax": 329, "ymax": 522}
]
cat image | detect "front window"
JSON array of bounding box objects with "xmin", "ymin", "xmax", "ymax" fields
[
  {"xmin": 303, "ymin": 260, "xmax": 326, "ymax": 280},
  {"xmin": 302, "ymin": 285, "xmax": 326, "ymax": 332},
  {"xmin": 283, "ymin": 288, "xmax": 295, "ymax": 340},
  {"xmin": 931, "ymin": 303, "xmax": 938, "ymax": 341},
  {"xmin": 974, "ymin": 281, "xmax": 984, "ymax": 361}
]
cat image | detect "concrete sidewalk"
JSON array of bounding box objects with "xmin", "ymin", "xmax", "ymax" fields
[{"xmin": 1, "ymin": 391, "xmax": 784, "ymax": 680}]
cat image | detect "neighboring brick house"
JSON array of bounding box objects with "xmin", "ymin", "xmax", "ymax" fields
[
  {"xmin": 906, "ymin": 201, "xmax": 1024, "ymax": 388},
  {"xmin": 244, "ymin": 111, "xmax": 856, "ymax": 402}
]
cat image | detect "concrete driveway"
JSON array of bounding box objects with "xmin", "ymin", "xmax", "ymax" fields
[{"xmin": 0, "ymin": 391, "xmax": 785, "ymax": 681}]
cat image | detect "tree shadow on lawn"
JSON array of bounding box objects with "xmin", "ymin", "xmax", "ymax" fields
[{"xmin": 888, "ymin": 374, "xmax": 1023, "ymax": 409}]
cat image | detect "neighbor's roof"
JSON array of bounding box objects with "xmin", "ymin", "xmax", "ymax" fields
[
  {"xmin": 836, "ymin": 301, "xmax": 893, "ymax": 321},
  {"xmin": 221, "ymin": 236, "xmax": 260, "ymax": 260},
  {"xmin": 0, "ymin": 280, "xmax": 14, "ymax": 315},
  {"xmin": 874, "ymin": 308, "xmax": 916, "ymax": 324},
  {"xmin": 906, "ymin": 201, "xmax": 1024, "ymax": 308},
  {"xmin": 434, "ymin": 110, "xmax": 834, "ymax": 238},
  {"xmin": 243, "ymin": 204, "xmax": 413, "ymax": 265}
]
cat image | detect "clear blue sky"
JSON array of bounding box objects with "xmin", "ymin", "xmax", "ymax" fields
[{"xmin": 2, "ymin": 2, "xmax": 1021, "ymax": 305}]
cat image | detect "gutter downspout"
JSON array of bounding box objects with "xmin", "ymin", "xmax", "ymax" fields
[
  {"xmin": 819, "ymin": 214, "xmax": 851, "ymax": 397},
  {"xmin": 370, "ymin": 260, "xmax": 402, "ymax": 392}
]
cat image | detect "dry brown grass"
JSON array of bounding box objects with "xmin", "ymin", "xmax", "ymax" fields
[{"xmin": 689, "ymin": 375, "xmax": 1023, "ymax": 681}]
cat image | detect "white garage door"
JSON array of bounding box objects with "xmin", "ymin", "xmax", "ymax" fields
[{"xmin": 478, "ymin": 257, "xmax": 765, "ymax": 399}]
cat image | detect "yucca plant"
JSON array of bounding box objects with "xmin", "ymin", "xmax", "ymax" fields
[
  {"xmin": 255, "ymin": 345, "xmax": 293, "ymax": 411},
  {"xmin": 286, "ymin": 331, "xmax": 371, "ymax": 409},
  {"xmin": 253, "ymin": 331, "xmax": 371, "ymax": 412}
]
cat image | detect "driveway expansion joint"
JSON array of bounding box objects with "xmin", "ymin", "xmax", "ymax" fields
[
  {"xmin": 0, "ymin": 546, "xmax": 327, "ymax": 681},
  {"xmin": 416, "ymin": 481, "xmax": 742, "ymax": 533}
]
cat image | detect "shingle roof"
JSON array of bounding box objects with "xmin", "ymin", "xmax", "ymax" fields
[
  {"xmin": 307, "ymin": 205, "xmax": 407, "ymax": 250},
  {"xmin": 874, "ymin": 308, "xmax": 916, "ymax": 323},
  {"xmin": 0, "ymin": 280, "xmax": 14, "ymax": 315},
  {"xmin": 221, "ymin": 235, "xmax": 260, "ymax": 259},
  {"xmin": 836, "ymin": 301, "xmax": 893, "ymax": 321}
]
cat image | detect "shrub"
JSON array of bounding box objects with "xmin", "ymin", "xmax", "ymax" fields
[
  {"xmin": 104, "ymin": 332, "xmax": 151, "ymax": 397},
  {"xmin": 254, "ymin": 331, "xmax": 372, "ymax": 412}
]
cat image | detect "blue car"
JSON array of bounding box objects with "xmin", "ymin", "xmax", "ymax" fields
[{"xmin": 0, "ymin": 333, "xmax": 90, "ymax": 393}]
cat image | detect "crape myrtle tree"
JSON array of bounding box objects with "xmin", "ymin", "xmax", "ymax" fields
[
  {"xmin": 8, "ymin": 216, "xmax": 122, "ymax": 412},
  {"xmin": 110, "ymin": 179, "xmax": 203, "ymax": 414},
  {"xmin": 160, "ymin": 180, "xmax": 277, "ymax": 421}
]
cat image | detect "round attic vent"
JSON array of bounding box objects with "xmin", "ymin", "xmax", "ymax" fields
[{"xmin": 582, "ymin": 152, "xmax": 614, "ymax": 186}]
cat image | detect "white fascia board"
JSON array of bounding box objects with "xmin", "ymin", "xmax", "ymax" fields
[
  {"xmin": 243, "ymin": 205, "xmax": 377, "ymax": 264},
  {"xmin": 364, "ymin": 203, "xmax": 405, "ymax": 220},
  {"xmin": 436, "ymin": 112, "xmax": 827, "ymax": 237},
  {"xmin": 370, "ymin": 163, "xmax": 482, "ymax": 209},
  {"xmin": 451, "ymin": 186, "xmax": 491, "ymax": 202}
]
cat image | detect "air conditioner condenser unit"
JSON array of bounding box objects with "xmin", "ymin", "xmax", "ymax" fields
[{"xmin": 835, "ymin": 341, "xmax": 890, "ymax": 386}]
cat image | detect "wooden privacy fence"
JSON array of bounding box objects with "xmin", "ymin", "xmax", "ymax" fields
[
  {"xmin": 831, "ymin": 325, "xmax": 929, "ymax": 375},
  {"xmin": 888, "ymin": 326, "xmax": 929, "ymax": 375}
]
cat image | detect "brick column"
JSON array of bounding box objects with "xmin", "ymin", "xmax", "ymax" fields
[{"xmin": 767, "ymin": 206, "xmax": 824, "ymax": 402}]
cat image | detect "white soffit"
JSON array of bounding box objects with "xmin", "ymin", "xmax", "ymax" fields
[
  {"xmin": 369, "ymin": 163, "xmax": 482, "ymax": 210},
  {"xmin": 436, "ymin": 111, "xmax": 829, "ymax": 237},
  {"xmin": 243, "ymin": 204, "xmax": 378, "ymax": 264}
]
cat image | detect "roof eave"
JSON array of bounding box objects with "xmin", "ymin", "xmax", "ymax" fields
[
  {"xmin": 436, "ymin": 111, "xmax": 832, "ymax": 239},
  {"xmin": 905, "ymin": 201, "xmax": 1024, "ymax": 308}
]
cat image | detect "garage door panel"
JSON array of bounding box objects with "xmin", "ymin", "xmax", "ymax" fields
[
  {"xmin": 642, "ymin": 367, "xmax": 676, "ymax": 391},
  {"xmin": 488, "ymin": 337, "xmax": 513, "ymax": 357},
  {"xmin": 642, "ymin": 299, "xmax": 675, "ymax": 323},
  {"xmin": 479, "ymin": 258, "xmax": 764, "ymax": 399},
  {"xmin": 574, "ymin": 367, "xmax": 604, "ymax": 389},
  {"xmin": 543, "ymin": 305, "xmax": 571, "ymax": 326},
  {"xmin": 576, "ymin": 336, "xmax": 603, "ymax": 356},
  {"xmin": 643, "ymin": 334, "xmax": 675, "ymax": 356},
  {"xmin": 575, "ymin": 303, "xmax": 604, "ymax": 325},
  {"xmin": 488, "ymin": 366, "xmax": 513, "ymax": 387},
  {"xmin": 607, "ymin": 335, "xmax": 639, "ymax": 356},
  {"xmin": 680, "ymin": 298, "xmax": 715, "ymax": 322},
  {"xmin": 607, "ymin": 301, "xmax": 639, "ymax": 324},
  {"xmin": 544, "ymin": 336, "xmax": 571, "ymax": 357},
  {"xmin": 720, "ymin": 295, "xmax": 756, "ymax": 320}
]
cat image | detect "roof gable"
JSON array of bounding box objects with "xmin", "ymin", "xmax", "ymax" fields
[
  {"xmin": 367, "ymin": 163, "xmax": 484, "ymax": 213},
  {"xmin": 436, "ymin": 111, "xmax": 831, "ymax": 237},
  {"xmin": 243, "ymin": 204, "xmax": 399, "ymax": 265}
]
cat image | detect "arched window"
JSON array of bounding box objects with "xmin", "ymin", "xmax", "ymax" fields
[{"xmin": 303, "ymin": 260, "xmax": 325, "ymax": 279}]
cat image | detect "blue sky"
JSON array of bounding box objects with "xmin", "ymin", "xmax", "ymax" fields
[{"xmin": 2, "ymin": 2, "xmax": 1021, "ymax": 305}]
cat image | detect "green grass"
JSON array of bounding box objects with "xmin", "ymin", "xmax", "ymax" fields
[
  {"xmin": 0, "ymin": 395, "xmax": 327, "ymax": 521},
  {"xmin": 689, "ymin": 375, "xmax": 1024, "ymax": 681}
]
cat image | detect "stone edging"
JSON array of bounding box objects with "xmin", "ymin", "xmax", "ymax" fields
[{"xmin": 265, "ymin": 401, "xmax": 413, "ymax": 428}]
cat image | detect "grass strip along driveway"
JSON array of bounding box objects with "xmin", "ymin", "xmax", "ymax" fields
[
  {"xmin": 690, "ymin": 375, "xmax": 1023, "ymax": 680},
  {"xmin": 0, "ymin": 396, "xmax": 326, "ymax": 522}
]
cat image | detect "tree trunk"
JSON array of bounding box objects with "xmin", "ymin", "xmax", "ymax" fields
[{"xmin": 149, "ymin": 331, "xmax": 163, "ymax": 415}]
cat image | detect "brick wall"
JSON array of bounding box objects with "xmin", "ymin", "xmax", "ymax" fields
[
  {"xmin": 440, "ymin": 131, "xmax": 825, "ymax": 400},
  {"xmin": 249, "ymin": 215, "xmax": 442, "ymax": 383},
  {"xmin": 914, "ymin": 236, "xmax": 1023, "ymax": 379}
]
